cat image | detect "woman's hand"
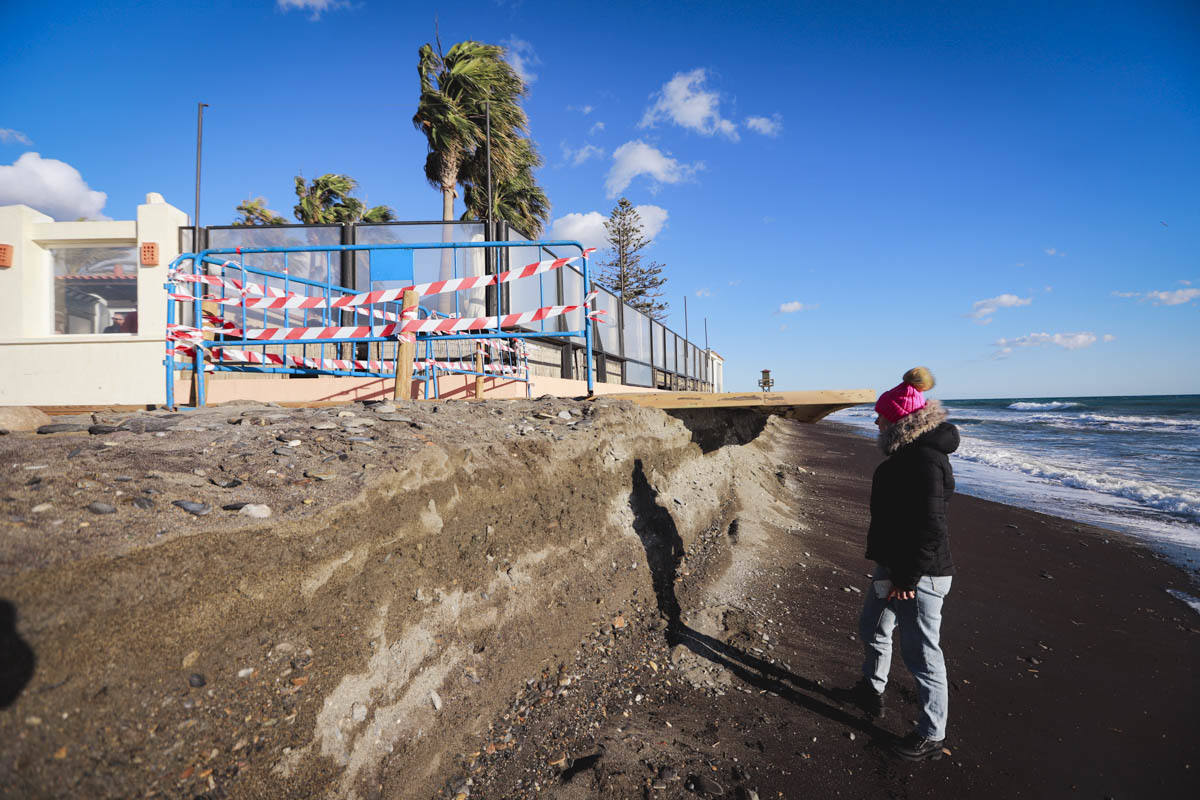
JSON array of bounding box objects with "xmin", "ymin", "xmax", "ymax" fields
[{"xmin": 887, "ymin": 587, "xmax": 916, "ymax": 601}]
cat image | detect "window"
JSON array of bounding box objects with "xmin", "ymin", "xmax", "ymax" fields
[{"xmin": 52, "ymin": 246, "xmax": 138, "ymax": 334}]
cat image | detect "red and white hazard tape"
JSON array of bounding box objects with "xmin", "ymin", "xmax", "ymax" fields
[
  {"xmin": 175, "ymin": 249, "xmax": 594, "ymax": 311},
  {"xmin": 237, "ymin": 292, "xmax": 600, "ymax": 341}
]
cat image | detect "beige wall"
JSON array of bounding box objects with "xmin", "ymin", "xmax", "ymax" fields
[{"xmin": 0, "ymin": 195, "xmax": 188, "ymax": 405}]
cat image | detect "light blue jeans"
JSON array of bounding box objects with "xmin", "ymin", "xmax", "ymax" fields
[{"xmin": 858, "ymin": 568, "xmax": 952, "ymax": 741}]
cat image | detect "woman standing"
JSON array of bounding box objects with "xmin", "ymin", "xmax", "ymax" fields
[{"xmin": 852, "ymin": 367, "xmax": 959, "ymax": 761}]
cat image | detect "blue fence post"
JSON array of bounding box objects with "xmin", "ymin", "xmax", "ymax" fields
[{"xmin": 582, "ymin": 247, "xmax": 595, "ymax": 396}]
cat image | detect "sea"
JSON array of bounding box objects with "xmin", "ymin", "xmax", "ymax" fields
[{"xmin": 827, "ymin": 395, "xmax": 1200, "ymax": 606}]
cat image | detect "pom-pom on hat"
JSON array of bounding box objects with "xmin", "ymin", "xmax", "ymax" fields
[{"xmin": 875, "ymin": 366, "xmax": 936, "ymax": 424}]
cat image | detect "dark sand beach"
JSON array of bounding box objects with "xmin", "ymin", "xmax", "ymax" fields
[
  {"xmin": 1, "ymin": 403, "xmax": 1196, "ymax": 798},
  {"xmin": 459, "ymin": 421, "xmax": 1200, "ymax": 799}
]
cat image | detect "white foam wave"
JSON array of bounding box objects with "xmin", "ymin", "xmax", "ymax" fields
[
  {"xmin": 954, "ymin": 442, "xmax": 1200, "ymax": 523},
  {"xmin": 1007, "ymin": 401, "xmax": 1082, "ymax": 410},
  {"xmin": 1165, "ymin": 589, "xmax": 1200, "ymax": 616}
]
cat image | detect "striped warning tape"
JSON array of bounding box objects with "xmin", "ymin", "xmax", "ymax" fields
[
  {"xmin": 236, "ymin": 292, "xmax": 602, "ymax": 341},
  {"xmin": 172, "ymin": 249, "xmax": 594, "ymax": 310}
]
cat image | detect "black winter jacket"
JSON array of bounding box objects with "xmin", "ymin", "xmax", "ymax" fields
[{"xmin": 866, "ymin": 400, "xmax": 959, "ymax": 591}]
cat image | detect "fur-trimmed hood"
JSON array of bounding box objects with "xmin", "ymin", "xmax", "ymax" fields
[{"xmin": 877, "ymin": 399, "xmax": 957, "ymax": 455}]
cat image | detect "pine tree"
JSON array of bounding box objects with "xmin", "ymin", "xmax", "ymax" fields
[{"xmin": 596, "ymin": 198, "xmax": 669, "ymax": 320}]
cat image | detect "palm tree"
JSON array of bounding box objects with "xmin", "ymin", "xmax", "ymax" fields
[
  {"xmin": 233, "ymin": 197, "xmax": 287, "ymax": 226},
  {"xmin": 413, "ymin": 39, "xmax": 529, "ymax": 312},
  {"xmin": 461, "ymin": 137, "xmax": 550, "ymax": 238},
  {"xmin": 292, "ymin": 174, "xmax": 396, "ymax": 224}
]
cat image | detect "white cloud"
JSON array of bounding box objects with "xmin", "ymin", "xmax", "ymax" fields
[
  {"xmin": 993, "ymin": 331, "xmax": 1106, "ymax": 356},
  {"xmin": 1103, "ymin": 334, "xmax": 1116, "ymax": 342},
  {"xmin": 561, "ymin": 142, "xmax": 605, "ymax": 167},
  {"xmin": 639, "ymin": 68, "xmax": 739, "ymax": 140},
  {"xmin": 567, "ymin": 104, "xmax": 594, "ymax": 115},
  {"xmin": 605, "ymin": 140, "xmax": 702, "ymax": 197},
  {"xmin": 0, "ymin": 152, "xmax": 107, "ymax": 220},
  {"xmin": 502, "ymin": 37, "xmax": 540, "ymax": 85},
  {"xmin": 1180, "ymin": 279, "xmax": 1192, "ymax": 286},
  {"xmin": 695, "ymin": 288, "xmax": 712, "ymax": 297},
  {"xmin": 967, "ymin": 293, "xmax": 1032, "ymax": 322},
  {"xmin": 0, "ymin": 128, "xmax": 33, "ymax": 145},
  {"xmin": 1112, "ymin": 288, "xmax": 1200, "ymax": 306},
  {"xmin": 548, "ymin": 204, "xmax": 668, "ymax": 251},
  {"xmin": 1146, "ymin": 288, "xmax": 1200, "ymax": 305},
  {"xmin": 744, "ymin": 114, "xmax": 783, "ymax": 137},
  {"xmin": 778, "ymin": 301, "xmax": 815, "ymax": 313},
  {"xmin": 588, "ymin": 121, "xmax": 605, "ymax": 136},
  {"xmin": 277, "ymin": 0, "xmax": 346, "ymax": 20},
  {"xmin": 1044, "ymin": 247, "xmax": 1066, "ymax": 257}
]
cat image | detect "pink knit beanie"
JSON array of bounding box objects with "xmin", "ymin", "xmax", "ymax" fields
[{"xmin": 875, "ymin": 366, "xmax": 935, "ymax": 424}]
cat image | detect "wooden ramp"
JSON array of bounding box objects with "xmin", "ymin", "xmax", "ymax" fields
[{"xmin": 614, "ymin": 389, "xmax": 875, "ymax": 424}]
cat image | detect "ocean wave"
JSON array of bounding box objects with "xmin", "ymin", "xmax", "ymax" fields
[
  {"xmin": 1165, "ymin": 589, "xmax": 1200, "ymax": 616},
  {"xmin": 1007, "ymin": 401, "xmax": 1082, "ymax": 410},
  {"xmin": 1015, "ymin": 412, "xmax": 1200, "ymax": 433},
  {"xmin": 954, "ymin": 442, "xmax": 1200, "ymax": 524}
]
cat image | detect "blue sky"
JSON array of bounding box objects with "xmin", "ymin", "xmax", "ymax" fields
[{"xmin": 2, "ymin": 0, "xmax": 1198, "ymax": 397}]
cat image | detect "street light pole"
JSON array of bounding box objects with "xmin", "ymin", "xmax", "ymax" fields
[{"xmin": 193, "ymin": 102, "xmax": 209, "ymax": 254}]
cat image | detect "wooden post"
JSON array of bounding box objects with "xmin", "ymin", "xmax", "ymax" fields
[
  {"xmin": 393, "ymin": 289, "xmax": 417, "ymax": 401},
  {"xmin": 474, "ymin": 346, "xmax": 485, "ymax": 399}
]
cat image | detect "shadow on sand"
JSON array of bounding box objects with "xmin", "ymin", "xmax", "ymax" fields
[
  {"xmin": 628, "ymin": 459, "xmax": 886, "ymax": 739},
  {"xmin": 0, "ymin": 599, "xmax": 35, "ymax": 708}
]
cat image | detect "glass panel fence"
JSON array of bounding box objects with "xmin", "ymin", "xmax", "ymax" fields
[
  {"xmin": 356, "ymin": 222, "xmax": 486, "ymax": 318},
  {"xmin": 593, "ymin": 289, "xmax": 621, "ymax": 354},
  {"xmin": 651, "ymin": 321, "xmax": 665, "ymax": 368},
  {"xmin": 625, "ymin": 360, "xmax": 653, "ymax": 387},
  {"xmin": 622, "ymin": 306, "xmax": 651, "ymax": 364},
  {"xmin": 563, "ymin": 266, "xmax": 584, "ymax": 342}
]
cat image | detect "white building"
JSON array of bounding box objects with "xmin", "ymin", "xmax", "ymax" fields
[{"xmin": 0, "ymin": 194, "xmax": 188, "ymax": 406}]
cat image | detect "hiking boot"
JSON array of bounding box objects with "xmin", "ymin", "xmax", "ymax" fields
[
  {"xmin": 848, "ymin": 678, "xmax": 884, "ymax": 719},
  {"xmin": 892, "ymin": 731, "xmax": 945, "ymax": 761}
]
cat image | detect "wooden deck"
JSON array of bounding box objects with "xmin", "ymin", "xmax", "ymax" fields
[{"xmin": 613, "ymin": 389, "xmax": 875, "ymax": 423}]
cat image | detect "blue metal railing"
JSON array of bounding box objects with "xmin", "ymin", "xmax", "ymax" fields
[{"xmin": 165, "ymin": 240, "xmax": 594, "ymax": 408}]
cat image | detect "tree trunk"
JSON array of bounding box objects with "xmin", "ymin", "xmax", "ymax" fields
[{"xmin": 438, "ymin": 181, "xmax": 457, "ymax": 317}]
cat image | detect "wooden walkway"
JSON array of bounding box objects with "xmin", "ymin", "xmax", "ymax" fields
[{"xmin": 614, "ymin": 389, "xmax": 875, "ymax": 423}]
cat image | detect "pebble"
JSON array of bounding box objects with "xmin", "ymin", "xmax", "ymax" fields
[
  {"xmin": 376, "ymin": 414, "xmax": 415, "ymax": 424},
  {"xmin": 88, "ymin": 424, "xmax": 123, "ymax": 435},
  {"xmin": 182, "ymin": 651, "xmax": 200, "ymax": 668},
  {"xmin": 31, "ymin": 503, "xmax": 52, "ymax": 514},
  {"xmin": 430, "ymin": 690, "xmax": 443, "ymax": 711},
  {"xmin": 273, "ymin": 447, "xmax": 293, "ymax": 456},
  {"xmin": 557, "ymin": 410, "xmax": 573, "ymax": 420},
  {"xmin": 305, "ymin": 471, "xmax": 336, "ymax": 481},
  {"xmin": 37, "ymin": 423, "xmax": 87, "ymax": 434},
  {"xmin": 87, "ymin": 501, "xmax": 117, "ymax": 514},
  {"xmin": 209, "ymin": 477, "xmax": 243, "ymax": 489},
  {"xmin": 188, "ymin": 673, "xmax": 207, "ymax": 688},
  {"xmin": 239, "ymin": 504, "xmax": 272, "ymax": 519},
  {"xmin": 172, "ymin": 500, "xmax": 211, "ymax": 516},
  {"xmin": 312, "ymin": 423, "xmax": 338, "ymax": 430},
  {"xmin": 371, "ymin": 402, "xmax": 397, "ymax": 414},
  {"xmin": 352, "ymin": 702, "xmax": 368, "ymax": 722},
  {"xmin": 337, "ymin": 411, "xmax": 356, "ymax": 418},
  {"xmin": 132, "ymin": 497, "xmax": 155, "ymax": 510},
  {"xmin": 237, "ymin": 667, "xmax": 255, "ymax": 678}
]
